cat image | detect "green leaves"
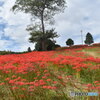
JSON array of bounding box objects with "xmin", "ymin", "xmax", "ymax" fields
[
  {"xmin": 84, "ymin": 33, "xmax": 94, "ymax": 45},
  {"xmin": 12, "ymin": 0, "xmax": 66, "ymax": 19},
  {"xmin": 66, "ymin": 38, "xmax": 74, "ymax": 46},
  {"xmin": 29, "ymin": 29, "xmax": 58, "ymax": 43}
]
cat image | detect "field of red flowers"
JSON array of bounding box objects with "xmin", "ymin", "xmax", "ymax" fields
[{"xmin": 0, "ymin": 46, "xmax": 100, "ymax": 100}]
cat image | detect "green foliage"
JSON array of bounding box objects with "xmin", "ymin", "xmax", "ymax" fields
[
  {"xmin": 35, "ymin": 39, "xmax": 58, "ymax": 51},
  {"xmin": 29, "ymin": 29, "xmax": 58, "ymax": 43},
  {"xmin": 66, "ymin": 38, "xmax": 74, "ymax": 46},
  {"xmin": 0, "ymin": 51, "xmax": 12, "ymax": 55},
  {"xmin": 12, "ymin": 0, "xmax": 66, "ymax": 21},
  {"xmin": 28, "ymin": 47, "xmax": 32, "ymax": 52},
  {"xmin": 29, "ymin": 29, "xmax": 59, "ymax": 51},
  {"xmin": 12, "ymin": 0, "xmax": 66, "ymax": 33},
  {"xmin": 46, "ymin": 39, "xmax": 55, "ymax": 51},
  {"xmin": 0, "ymin": 51, "xmax": 29, "ymax": 55},
  {"xmin": 84, "ymin": 32, "xmax": 94, "ymax": 45},
  {"xmin": 53, "ymin": 44, "xmax": 61, "ymax": 50},
  {"xmin": 35, "ymin": 41, "xmax": 42, "ymax": 51}
]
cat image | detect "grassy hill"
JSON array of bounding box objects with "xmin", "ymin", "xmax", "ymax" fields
[{"xmin": 0, "ymin": 45, "xmax": 99, "ymax": 100}]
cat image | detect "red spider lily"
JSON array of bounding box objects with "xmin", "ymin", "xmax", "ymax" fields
[
  {"xmin": 12, "ymin": 86, "xmax": 19, "ymax": 90},
  {"xmin": 0, "ymin": 82, "xmax": 5, "ymax": 85},
  {"xmin": 46, "ymin": 79, "xmax": 52, "ymax": 82}
]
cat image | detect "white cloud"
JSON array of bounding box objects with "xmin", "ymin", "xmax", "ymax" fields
[{"xmin": 0, "ymin": 0, "xmax": 34, "ymax": 51}]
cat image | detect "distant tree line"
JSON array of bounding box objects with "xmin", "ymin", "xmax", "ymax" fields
[
  {"xmin": 27, "ymin": 32, "xmax": 94, "ymax": 52},
  {"xmin": 0, "ymin": 32, "xmax": 96, "ymax": 54},
  {"xmin": 65, "ymin": 32, "xmax": 94, "ymax": 47}
]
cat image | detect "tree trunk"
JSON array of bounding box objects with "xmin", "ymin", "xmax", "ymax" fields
[
  {"xmin": 41, "ymin": 11, "xmax": 47, "ymax": 51},
  {"xmin": 41, "ymin": 12, "xmax": 45, "ymax": 34},
  {"xmin": 41, "ymin": 40, "xmax": 47, "ymax": 51}
]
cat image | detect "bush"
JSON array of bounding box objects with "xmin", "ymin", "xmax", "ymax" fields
[{"xmin": 66, "ymin": 38, "xmax": 74, "ymax": 46}]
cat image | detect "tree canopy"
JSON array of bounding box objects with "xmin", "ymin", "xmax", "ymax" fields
[
  {"xmin": 12, "ymin": 0, "xmax": 66, "ymax": 33},
  {"xmin": 84, "ymin": 32, "xmax": 94, "ymax": 45},
  {"xmin": 66, "ymin": 38, "xmax": 74, "ymax": 46}
]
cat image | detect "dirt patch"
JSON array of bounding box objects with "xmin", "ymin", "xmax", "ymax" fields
[{"xmin": 82, "ymin": 50, "xmax": 100, "ymax": 58}]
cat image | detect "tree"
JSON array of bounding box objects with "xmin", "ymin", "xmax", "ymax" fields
[
  {"xmin": 66, "ymin": 38, "xmax": 74, "ymax": 46},
  {"xmin": 35, "ymin": 39, "xmax": 61, "ymax": 51},
  {"xmin": 53, "ymin": 44, "xmax": 61, "ymax": 49},
  {"xmin": 12, "ymin": 0, "xmax": 66, "ymax": 51},
  {"xmin": 35, "ymin": 39, "xmax": 58, "ymax": 51},
  {"xmin": 29, "ymin": 29, "xmax": 59, "ymax": 51},
  {"xmin": 84, "ymin": 32, "xmax": 94, "ymax": 45},
  {"xmin": 28, "ymin": 47, "xmax": 32, "ymax": 52}
]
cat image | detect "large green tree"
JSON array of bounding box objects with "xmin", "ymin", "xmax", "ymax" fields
[
  {"xmin": 12, "ymin": 0, "xmax": 66, "ymax": 50},
  {"xmin": 84, "ymin": 32, "xmax": 94, "ymax": 45}
]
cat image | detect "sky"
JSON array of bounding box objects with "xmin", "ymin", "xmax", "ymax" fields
[{"xmin": 0, "ymin": 0, "xmax": 100, "ymax": 52}]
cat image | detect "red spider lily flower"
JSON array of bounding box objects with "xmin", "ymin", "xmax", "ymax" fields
[
  {"xmin": 42, "ymin": 76, "xmax": 47, "ymax": 79},
  {"xmin": 51, "ymin": 86, "xmax": 57, "ymax": 89},
  {"xmin": 94, "ymin": 81, "xmax": 99, "ymax": 84},
  {"xmin": 58, "ymin": 76, "xmax": 62, "ymax": 79},
  {"xmin": 96, "ymin": 83, "xmax": 100, "ymax": 86},
  {"xmin": 39, "ymin": 80, "xmax": 46, "ymax": 85},
  {"xmin": 86, "ymin": 83, "xmax": 92, "ymax": 87},
  {"xmin": 28, "ymin": 86, "xmax": 34, "ymax": 92},
  {"xmin": 12, "ymin": 75, "xmax": 16, "ymax": 78},
  {"xmin": 12, "ymin": 86, "xmax": 18, "ymax": 90},
  {"xmin": 44, "ymin": 70, "xmax": 48, "ymax": 73},
  {"xmin": 44, "ymin": 73, "xmax": 50, "ymax": 76},
  {"xmin": 53, "ymin": 81, "xmax": 57, "ymax": 84},
  {"xmin": 21, "ymin": 88, "xmax": 26, "ymax": 91},
  {"xmin": 34, "ymin": 77, "xmax": 37, "ymax": 79},
  {"xmin": 0, "ymin": 82, "xmax": 5, "ymax": 85},
  {"xmin": 15, "ymin": 82, "xmax": 25, "ymax": 85},
  {"xmin": 42, "ymin": 86, "xmax": 48, "ymax": 89},
  {"xmin": 46, "ymin": 79, "xmax": 52, "ymax": 82},
  {"xmin": 5, "ymin": 78, "xmax": 10, "ymax": 81},
  {"xmin": 9, "ymin": 80, "xmax": 15, "ymax": 84},
  {"xmin": 29, "ymin": 86, "xmax": 34, "ymax": 89},
  {"xmin": 34, "ymin": 82, "xmax": 39, "ymax": 87}
]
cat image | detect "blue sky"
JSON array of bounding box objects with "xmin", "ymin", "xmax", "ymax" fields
[{"xmin": 0, "ymin": 0, "xmax": 100, "ymax": 51}]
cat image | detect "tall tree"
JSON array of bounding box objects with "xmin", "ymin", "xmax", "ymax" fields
[
  {"xmin": 66, "ymin": 38, "xmax": 74, "ymax": 46},
  {"xmin": 84, "ymin": 32, "xmax": 94, "ymax": 45},
  {"xmin": 12, "ymin": 0, "xmax": 66, "ymax": 50}
]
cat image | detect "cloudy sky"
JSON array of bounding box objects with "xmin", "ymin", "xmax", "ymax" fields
[{"xmin": 0, "ymin": 0, "xmax": 100, "ymax": 52}]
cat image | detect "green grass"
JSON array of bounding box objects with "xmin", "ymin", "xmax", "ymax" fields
[{"xmin": 82, "ymin": 47, "xmax": 100, "ymax": 57}]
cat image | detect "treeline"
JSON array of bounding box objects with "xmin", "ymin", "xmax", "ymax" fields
[
  {"xmin": 0, "ymin": 42, "xmax": 99, "ymax": 55},
  {"xmin": 32, "ymin": 32, "xmax": 95, "ymax": 51},
  {"xmin": 55, "ymin": 43, "xmax": 100, "ymax": 51},
  {"xmin": 0, "ymin": 51, "xmax": 28, "ymax": 55},
  {"xmin": 0, "ymin": 32, "xmax": 97, "ymax": 55},
  {"xmin": 65, "ymin": 32, "xmax": 94, "ymax": 47}
]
